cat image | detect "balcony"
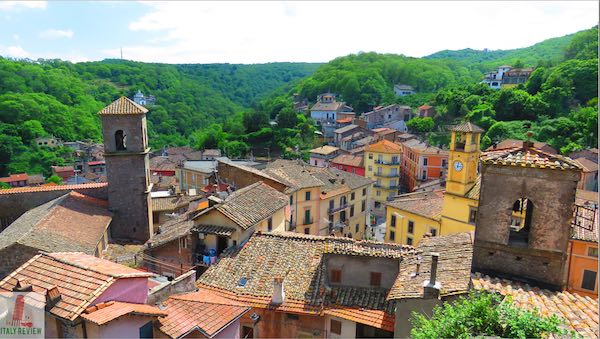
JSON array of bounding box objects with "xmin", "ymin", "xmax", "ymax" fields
[
  {"xmin": 328, "ymin": 204, "xmax": 349, "ymax": 214},
  {"xmin": 374, "ymin": 159, "xmax": 400, "ymax": 165},
  {"xmin": 328, "ymin": 220, "xmax": 349, "ymax": 233},
  {"xmin": 374, "ymin": 172, "xmax": 400, "ymax": 178},
  {"xmin": 303, "ymin": 217, "xmax": 314, "ymax": 225},
  {"xmin": 374, "ymin": 183, "xmax": 400, "ymax": 190}
]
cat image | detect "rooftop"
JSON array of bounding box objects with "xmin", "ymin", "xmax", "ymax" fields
[
  {"xmin": 311, "ymin": 101, "xmax": 345, "ymax": 112},
  {"xmin": 573, "ymin": 157, "xmax": 598, "ymax": 173},
  {"xmin": 386, "ymin": 190, "xmax": 445, "ymax": 220},
  {"xmin": 0, "ymin": 192, "xmax": 112, "ymax": 254},
  {"xmin": 401, "ymin": 139, "xmax": 447, "ymax": 155},
  {"xmin": 450, "ymin": 122, "xmax": 484, "ymax": 133},
  {"xmin": 334, "ymin": 124, "xmax": 359, "ymax": 134},
  {"xmin": 365, "ymin": 140, "xmax": 402, "ymax": 154},
  {"xmin": 0, "ymin": 252, "xmax": 152, "ymax": 321},
  {"xmin": 486, "ymin": 139, "xmax": 557, "ymax": 154},
  {"xmin": 98, "ymin": 96, "xmax": 148, "ymax": 115},
  {"xmin": 309, "ymin": 145, "xmax": 340, "ymax": 155},
  {"xmin": 330, "ymin": 154, "xmax": 364, "ymax": 168},
  {"xmin": 152, "ymin": 195, "xmax": 199, "ymax": 212},
  {"xmin": 481, "ymin": 146, "xmax": 581, "ymax": 171},
  {"xmin": 0, "ymin": 182, "xmax": 107, "ymax": 195},
  {"xmin": 82, "ymin": 301, "xmax": 167, "ymax": 325},
  {"xmin": 0, "ymin": 173, "xmax": 28, "ymax": 183}
]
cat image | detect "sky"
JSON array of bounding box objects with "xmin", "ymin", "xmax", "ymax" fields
[{"xmin": 0, "ymin": 1, "xmax": 597, "ymax": 64}]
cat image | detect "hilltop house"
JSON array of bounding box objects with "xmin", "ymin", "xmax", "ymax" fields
[
  {"xmin": 310, "ymin": 93, "xmax": 354, "ymax": 141},
  {"xmin": 393, "ymin": 84, "xmax": 415, "ymax": 96}
]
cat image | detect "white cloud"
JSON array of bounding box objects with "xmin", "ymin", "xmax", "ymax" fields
[
  {"xmin": 117, "ymin": 1, "xmax": 599, "ymax": 64},
  {"xmin": 1, "ymin": 45, "xmax": 30, "ymax": 58},
  {"xmin": 0, "ymin": 1, "xmax": 46, "ymax": 10},
  {"xmin": 40, "ymin": 29, "xmax": 74, "ymax": 39}
]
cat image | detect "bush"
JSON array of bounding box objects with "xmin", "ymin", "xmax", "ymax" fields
[{"xmin": 411, "ymin": 291, "xmax": 573, "ymax": 339}]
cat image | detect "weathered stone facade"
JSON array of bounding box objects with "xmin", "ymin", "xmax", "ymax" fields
[
  {"xmin": 473, "ymin": 164, "xmax": 580, "ymax": 290},
  {"xmin": 216, "ymin": 161, "xmax": 288, "ymax": 192},
  {"xmin": 101, "ymin": 109, "xmax": 153, "ymax": 243}
]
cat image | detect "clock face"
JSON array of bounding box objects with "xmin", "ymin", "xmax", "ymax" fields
[{"xmin": 454, "ymin": 160, "xmax": 464, "ymax": 172}]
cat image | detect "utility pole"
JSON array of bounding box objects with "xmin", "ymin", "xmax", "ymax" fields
[{"xmin": 120, "ymin": 48, "xmax": 123, "ymax": 60}]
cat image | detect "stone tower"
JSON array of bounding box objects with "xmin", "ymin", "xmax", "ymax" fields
[
  {"xmin": 445, "ymin": 122, "xmax": 484, "ymax": 197},
  {"xmin": 472, "ymin": 143, "xmax": 581, "ymax": 290},
  {"xmin": 99, "ymin": 96, "xmax": 153, "ymax": 243}
]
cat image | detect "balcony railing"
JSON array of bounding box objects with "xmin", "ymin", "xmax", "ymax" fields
[
  {"xmin": 374, "ymin": 183, "xmax": 400, "ymax": 190},
  {"xmin": 328, "ymin": 204, "xmax": 349, "ymax": 214},
  {"xmin": 303, "ymin": 217, "xmax": 314, "ymax": 225},
  {"xmin": 374, "ymin": 159, "xmax": 400, "ymax": 165},
  {"xmin": 374, "ymin": 172, "xmax": 400, "ymax": 178}
]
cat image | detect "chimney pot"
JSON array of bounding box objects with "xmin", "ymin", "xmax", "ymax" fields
[
  {"xmin": 423, "ymin": 252, "xmax": 441, "ymax": 299},
  {"xmin": 272, "ymin": 276, "xmax": 285, "ymax": 305}
]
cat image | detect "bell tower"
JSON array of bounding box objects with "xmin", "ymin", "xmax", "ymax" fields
[
  {"xmin": 445, "ymin": 122, "xmax": 484, "ymax": 197},
  {"xmin": 99, "ymin": 96, "xmax": 153, "ymax": 243}
]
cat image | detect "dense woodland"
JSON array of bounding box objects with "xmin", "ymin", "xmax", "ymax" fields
[{"xmin": 0, "ymin": 26, "xmax": 596, "ymax": 176}]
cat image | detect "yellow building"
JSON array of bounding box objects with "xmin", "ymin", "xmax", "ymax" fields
[
  {"xmin": 385, "ymin": 122, "xmax": 483, "ymax": 245},
  {"xmin": 364, "ymin": 140, "xmax": 402, "ymax": 208}
]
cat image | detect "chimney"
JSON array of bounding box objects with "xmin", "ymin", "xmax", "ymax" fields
[
  {"xmin": 12, "ymin": 279, "xmax": 32, "ymax": 292},
  {"xmin": 45, "ymin": 286, "xmax": 61, "ymax": 310},
  {"xmin": 272, "ymin": 277, "xmax": 285, "ymax": 305},
  {"xmin": 422, "ymin": 252, "xmax": 441, "ymax": 299}
]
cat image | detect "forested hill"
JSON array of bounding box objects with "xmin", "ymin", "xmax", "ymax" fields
[{"xmin": 424, "ymin": 26, "xmax": 597, "ymax": 71}]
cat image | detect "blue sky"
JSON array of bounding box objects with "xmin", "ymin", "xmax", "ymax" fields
[{"xmin": 0, "ymin": 1, "xmax": 598, "ymax": 64}]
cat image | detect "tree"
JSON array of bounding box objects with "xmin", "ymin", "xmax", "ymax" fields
[
  {"xmin": 411, "ymin": 292, "xmax": 571, "ymax": 339},
  {"xmin": 406, "ymin": 117, "xmax": 435, "ymax": 134},
  {"xmin": 276, "ymin": 107, "xmax": 299, "ymax": 129},
  {"xmin": 46, "ymin": 174, "xmax": 63, "ymax": 185}
]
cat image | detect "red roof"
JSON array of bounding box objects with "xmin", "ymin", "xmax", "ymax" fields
[
  {"xmin": 418, "ymin": 105, "xmax": 432, "ymax": 110},
  {"xmin": 201, "ymin": 182, "xmax": 230, "ymax": 193},
  {"xmin": 82, "ymin": 301, "xmax": 167, "ymax": 325},
  {"xmin": 158, "ymin": 289, "xmax": 250, "ymax": 338},
  {"xmin": 51, "ymin": 165, "xmax": 74, "ymax": 173},
  {"xmin": 0, "ymin": 173, "xmax": 28, "ymax": 183},
  {"xmin": 0, "ymin": 253, "xmax": 153, "ymax": 321},
  {"xmin": 87, "ymin": 161, "xmax": 105, "ymax": 166},
  {"xmin": 0, "ymin": 182, "xmax": 107, "ymax": 195},
  {"xmin": 336, "ymin": 117, "xmax": 352, "ymax": 123}
]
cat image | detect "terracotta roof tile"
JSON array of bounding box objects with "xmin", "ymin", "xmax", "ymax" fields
[
  {"xmin": 450, "ymin": 122, "xmax": 484, "ymax": 133},
  {"xmin": 82, "ymin": 301, "xmax": 167, "ymax": 325},
  {"xmin": 309, "ymin": 145, "xmax": 340, "ymax": 155},
  {"xmin": 0, "ymin": 173, "xmax": 28, "ymax": 183},
  {"xmin": 331, "ymin": 154, "xmax": 364, "ymax": 168},
  {"xmin": 385, "ymin": 190, "xmax": 445, "ymax": 220},
  {"xmin": 573, "ymin": 157, "xmax": 598, "ymax": 173},
  {"xmin": 365, "ymin": 140, "xmax": 402, "ymax": 154},
  {"xmin": 0, "ymin": 253, "xmax": 151, "ymax": 321},
  {"xmin": 151, "ymin": 195, "xmax": 198, "ymax": 212},
  {"xmin": 473, "ymin": 273, "xmax": 599, "ymax": 338},
  {"xmin": 0, "ymin": 192, "xmax": 112, "ymax": 254},
  {"xmin": 464, "ymin": 176, "xmax": 481, "ymax": 200},
  {"xmin": 481, "ymin": 147, "xmax": 581, "ymax": 170},
  {"xmin": 148, "ymin": 214, "xmax": 195, "ymax": 249},
  {"xmin": 485, "ymin": 139, "xmax": 557, "ymax": 154},
  {"xmin": 0, "ymin": 182, "xmax": 107, "ymax": 195},
  {"xmin": 98, "ymin": 96, "xmax": 148, "ymax": 115},
  {"xmin": 193, "ymin": 224, "xmax": 235, "ymax": 237}
]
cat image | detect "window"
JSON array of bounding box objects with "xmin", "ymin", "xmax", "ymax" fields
[
  {"xmin": 509, "ymin": 198, "xmax": 533, "ymax": 246},
  {"xmin": 407, "ymin": 237, "xmax": 413, "ymax": 245},
  {"xmin": 179, "ymin": 237, "xmax": 188, "ymax": 249},
  {"xmin": 314, "ymin": 160, "xmax": 317, "ymax": 165},
  {"xmin": 408, "ymin": 221, "xmax": 414, "ymax": 234},
  {"xmin": 370, "ymin": 272, "xmax": 382, "ymax": 287},
  {"xmin": 350, "ymin": 205, "xmax": 354, "ymax": 217},
  {"xmin": 361, "ymin": 201, "xmax": 366, "ymax": 212},
  {"xmin": 469, "ymin": 207, "xmax": 477, "ymax": 224},
  {"xmin": 305, "ymin": 191, "xmax": 311, "ymax": 201},
  {"xmin": 376, "ymin": 190, "xmax": 381, "ymax": 196},
  {"xmin": 355, "ymin": 223, "xmax": 359, "ymax": 233},
  {"xmin": 115, "ymin": 130, "xmax": 127, "ymax": 151},
  {"xmin": 588, "ymin": 247, "xmax": 599, "ymax": 257},
  {"xmin": 139, "ymin": 321, "xmax": 153, "ymax": 338},
  {"xmin": 378, "ymin": 155, "xmax": 383, "ymax": 163},
  {"xmin": 377, "ymin": 167, "xmax": 382, "ymax": 174},
  {"xmin": 363, "ymin": 188, "xmax": 367, "ymax": 196},
  {"xmin": 430, "ymin": 228, "xmax": 437, "ymax": 236},
  {"xmin": 392, "ymin": 156, "xmax": 398, "ymax": 164},
  {"xmin": 290, "ymin": 195, "xmax": 293, "ymax": 205},
  {"xmin": 423, "ymin": 157, "xmax": 428, "ymax": 166},
  {"xmin": 330, "ymin": 319, "xmax": 342, "ymax": 335},
  {"xmin": 267, "ymin": 217, "xmax": 273, "ymax": 231},
  {"xmin": 304, "ymin": 210, "xmax": 311, "ymax": 224},
  {"xmin": 421, "ymin": 170, "xmax": 427, "ymax": 180},
  {"xmin": 389, "ymin": 230, "xmax": 395, "ymax": 241},
  {"xmin": 368, "ymin": 165, "xmax": 373, "ymax": 172},
  {"xmin": 391, "ymin": 215, "xmax": 396, "ymax": 228},
  {"xmin": 329, "ymin": 200, "xmax": 334, "ymax": 210},
  {"xmin": 368, "ymin": 153, "xmax": 373, "ymax": 159},
  {"xmin": 330, "ymin": 269, "xmax": 342, "ymax": 283},
  {"xmin": 442, "ymin": 159, "xmax": 447, "ymax": 168},
  {"xmin": 351, "ymin": 192, "xmax": 355, "ymax": 200},
  {"xmin": 581, "ymin": 270, "xmax": 597, "ymax": 291},
  {"xmin": 304, "ymin": 227, "xmax": 310, "ymax": 234}
]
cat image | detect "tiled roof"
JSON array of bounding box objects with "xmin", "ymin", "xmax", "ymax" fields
[
  {"xmin": 151, "ymin": 195, "xmax": 197, "ymax": 212},
  {"xmin": 0, "ymin": 252, "xmax": 152, "ymax": 321},
  {"xmin": 485, "ymin": 139, "xmax": 557, "ymax": 154},
  {"xmin": 150, "ymin": 156, "xmax": 180, "ymax": 171},
  {"xmin": 98, "ymin": 96, "xmax": 148, "ymax": 115},
  {"xmin": 365, "ymin": 140, "xmax": 402, "ymax": 154},
  {"xmin": 158, "ymin": 291, "xmax": 250, "ymax": 338},
  {"xmin": 0, "ymin": 182, "xmax": 107, "ymax": 195},
  {"xmin": 310, "ymin": 145, "xmax": 340, "ymax": 155},
  {"xmin": 418, "ymin": 105, "xmax": 432, "ymax": 110},
  {"xmin": 215, "ymin": 182, "xmax": 289, "ymax": 230},
  {"xmin": 194, "ymin": 224, "xmax": 235, "ymax": 236},
  {"xmin": 473, "ymin": 273, "xmax": 599, "ymax": 338},
  {"xmin": 0, "ymin": 173, "xmax": 28, "ymax": 183},
  {"xmin": 217, "ymin": 158, "xmax": 285, "ymax": 186},
  {"xmin": 202, "ymin": 149, "xmax": 222, "ymax": 157},
  {"xmin": 385, "ymin": 190, "xmax": 445, "ymax": 220},
  {"xmin": 388, "ymin": 233, "xmax": 473, "ymax": 300},
  {"xmin": 82, "ymin": 301, "xmax": 167, "ymax": 325},
  {"xmin": 481, "ymin": 147, "xmax": 581, "ymax": 170},
  {"xmin": 264, "ymin": 160, "xmax": 325, "ymax": 189},
  {"xmin": 331, "ymin": 154, "xmax": 364, "ymax": 168},
  {"xmin": 198, "ymin": 232, "xmax": 416, "ymax": 314},
  {"xmin": 334, "ymin": 124, "xmax": 359, "ymax": 134},
  {"xmin": 0, "ymin": 192, "xmax": 112, "ymax": 254},
  {"xmin": 148, "ymin": 213, "xmax": 195, "ymax": 249},
  {"xmin": 571, "ymin": 225, "xmax": 598, "ymax": 243},
  {"xmin": 311, "ymin": 101, "xmax": 344, "ymax": 112},
  {"xmin": 450, "ymin": 122, "xmax": 484, "ymax": 133},
  {"xmin": 464, "ymin": 176, "xmax": 481, "ymax": 200},
  {"xmin": 573, "ymin": 157, "xmax": 598, "ymax": 173},
  {"xmin": 51, "ymin": 165, "xmax": 74, "ymax": 173},
  {"xmin": 401, "ymin": 139, "xmax": 448, "ymax": 155}
]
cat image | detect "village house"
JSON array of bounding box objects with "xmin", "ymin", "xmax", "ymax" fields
[
  {"xmin": 569, "ymin": 148, "xmax": 598, "ymax": 164},
  {"xmin": 333, "ymin": 124, "xmax": 371, "ymax": 147},
  {"xmin": 144, "ymin": 181, "xmax": 289, "ymax": 275},
  {"xmin": 364, "ymin": 140, "xmax": 403, "ymax": 208},
  {"xmin": 481, "ymin": 65, "xmax": 534, "ymax": 89},
  {"xmin": 481, "ymin": 65, "xmax": 512, "ymax": 89},
  {"xmin": 151, "ymin": 193, "xmax": 205, "ymax": 226},
  {"xmin": 0, "ymin": 252, "xmax": 162, "ymax": 338},
  {"xmin": 0, "ymin": 173, "xmax": 28, "ymax": 187},
  {"xmin": 372, "ymin": 127, "xmax": 400, "ymax": 142},
  {"xmin": 263, "ymin": 159, "xmax": 373, "ymax": 239},
  {"xmin": 51, "ymin": 165, "xmax": 75, "ymax": 182},
  {"xmin": 417, "ymin": 105, "xmax": 435, "ymax": 118},
  {"xmin": 573, "ymin": 157, "xmax": 598, "ymax": 192},
  {"xmin": 34, "ymin": 135, "xmax": 62, "ymax": 148},
  {"xmin": 196, "ymin": 231, "xmax": 474, "ymax": 339},
  {"xmin": 393, "ymin": 84, "xmax": 415, "ymax": 96},
  {"xmin": 309, "ymin": 145, "xmax": 341, "ymax": 167},
  {"xmin": 177, "ymin": 157, "xmax": 261, "ymax": 193},
  {"xmin": 360, "ymin": 104, "xmax": 412, "ymax": 130},
  {"xmin": 400, "ymin": 139, "xmax": 448, "ymax": 192},
  {"xmin": 0, "ymin": 191, "xmax": 112, "ymax": 278},
  {"xmin": 340, "ymin": 131, "xmax": 375, "ymax": 152},
  {"xmin": 569, "ymin": 203, "xmax": 598, "ymax": 297},
  {"xmin": 310, "ymin": 93, "xmax": 354, "ymax": 141},
  {"xmin": 330, "ymin": 154, "xmax": 365, "ymax": 176}
]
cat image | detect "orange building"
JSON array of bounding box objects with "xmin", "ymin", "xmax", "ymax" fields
[
  {"xmin": 400, "ymin": 139, "xmax": 448, "ymax": 192},
  {"xmin": 568, "ymin": 192, "xmax": 598, "ymax": 298}
]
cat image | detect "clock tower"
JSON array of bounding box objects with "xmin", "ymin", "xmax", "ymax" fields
[{"xmin": 445, "ymin": 122, "xmax": 484, "ymax": 197}]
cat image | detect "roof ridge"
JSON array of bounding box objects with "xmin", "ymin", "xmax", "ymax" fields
[
  {"xmin": 0, "ymin": 182, "xmax": 107, "ymax": 195},
  {"xmin": 255, "ymin": 231, "xmax": 416, "ymax": 250},
  {"xmin": 44, "ymin": 252, "xmax": 153, "ymax": 279}
]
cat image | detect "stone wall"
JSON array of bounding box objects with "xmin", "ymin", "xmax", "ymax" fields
[
  {"xmin": 147, "ymin": 270, "xmax": 196, "ymax": 305},
  {"xmin": 0, "ymin": 244, "xmax": 39, "ymax": 279},
  {"xmin": 217, "ymin": 161, "xmax": 288, "ymax": 192},
  {"xmin": 473, "ymin": 164, "xmax": 580, "ymax": 290}
]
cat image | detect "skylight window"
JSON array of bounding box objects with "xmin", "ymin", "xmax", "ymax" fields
[{"xmin": 238, "ymin": 277, "xmax": 248, "ymax": 287}]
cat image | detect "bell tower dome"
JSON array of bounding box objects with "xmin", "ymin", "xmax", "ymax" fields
[
  {"xmin": 445, "ymin": 122, "xmax": 484, "ymax": 197},
  {"xmin": 99, "ymin": 96, "xmax": 153, "ymax": 243}
]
